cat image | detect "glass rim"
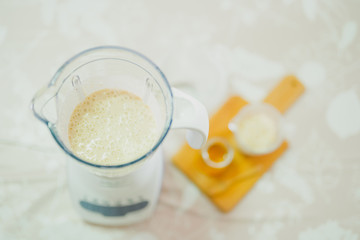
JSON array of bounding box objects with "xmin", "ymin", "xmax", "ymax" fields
[{"xmin": 44, "ymin": 46, "xmax": 173, "ymax": 169}]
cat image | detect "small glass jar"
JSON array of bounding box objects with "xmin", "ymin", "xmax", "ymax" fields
[
  {"xmin": 228, "ymin": 103, "xmax": 284, "ymax": 156},
  {"xmin": 201, "ymin": 137, "xmax": 234, "ymax": 175}
]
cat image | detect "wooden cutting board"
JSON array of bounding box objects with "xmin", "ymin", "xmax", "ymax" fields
[{"xmin": 172, "ymin": 75, "xmax": 305, "ymax": 212}]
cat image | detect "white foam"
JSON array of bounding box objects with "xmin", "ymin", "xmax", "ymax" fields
[{"xmin": 68, "ymin": 89, "xmax": 158, "ymax": 165}]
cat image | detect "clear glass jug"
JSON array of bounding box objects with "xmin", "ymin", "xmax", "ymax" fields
[{"xmin": 31, "ymin": 46, "xmax": 209, "ymax": 225}]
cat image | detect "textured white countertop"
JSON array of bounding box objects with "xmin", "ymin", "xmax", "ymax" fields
[{"xmin": 1, "ymin": 0, "xmax": 360, "ymax": 239}]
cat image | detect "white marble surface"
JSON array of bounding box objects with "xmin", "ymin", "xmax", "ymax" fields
[{"xmin": 1, "ymin": 0, "xmax": 360, "ymax": 239}]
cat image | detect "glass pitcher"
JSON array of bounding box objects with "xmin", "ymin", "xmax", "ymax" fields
[{"xmin": 31, "ymin": 46, "xmax": 209, "ymax": 225}]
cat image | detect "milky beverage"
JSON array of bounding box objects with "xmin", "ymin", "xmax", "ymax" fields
[{"xmin": 68, "ymin": 89, "xmax": 158, "ymax": 165}]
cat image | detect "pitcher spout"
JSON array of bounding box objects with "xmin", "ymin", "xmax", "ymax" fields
[{"xmin": 31, "ymin": 85, "xmax": 58, "ymax": 125}]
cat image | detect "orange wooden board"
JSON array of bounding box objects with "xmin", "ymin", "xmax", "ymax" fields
[{"xmin": 172, "ymin": 76, "xmax": 304, "ymax": 212}]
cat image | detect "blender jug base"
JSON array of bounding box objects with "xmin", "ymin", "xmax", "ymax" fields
[{"xmin": 67, "ymin": 150, "xmax": 164, "ymax": 226}]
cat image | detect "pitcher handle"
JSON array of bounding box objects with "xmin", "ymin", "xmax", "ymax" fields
[{"xmin": 171, "ymin": 88, "xmax": 209, "ymax": 149}]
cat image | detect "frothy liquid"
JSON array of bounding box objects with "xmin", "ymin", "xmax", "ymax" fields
[{"xmin": 68, "ymin": 89, "xmax": 158, "ymax": 165}]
